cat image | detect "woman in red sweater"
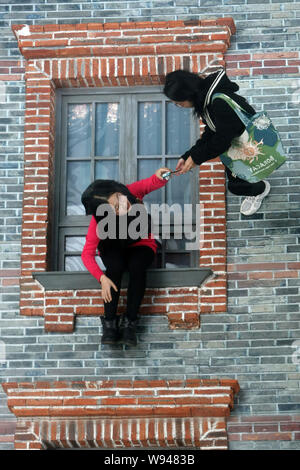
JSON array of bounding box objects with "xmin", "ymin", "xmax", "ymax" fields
[{"xmin": 81, "ymin": 168, "xmax": 170, "ymax": 346}]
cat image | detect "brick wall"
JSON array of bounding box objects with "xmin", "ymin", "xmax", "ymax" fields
[
  {"xmin": 13, "ymin": 19, "xmax": 231, "ymax": 334},
  {"xmin": 2, "ymin": 379, "xmax": 239, "ymax": 449},
  {"xmin": 1, "ymin": 0, "xmax": 300, "ymax": 451}
]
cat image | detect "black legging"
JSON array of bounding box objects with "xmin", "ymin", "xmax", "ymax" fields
[
  {"xmin": 100, "ymin": 245, "xmax": 155, "ymax": 321},
  {"xmin": 226, "ymin": 167, "xmax": 266, "ymax": 196}
]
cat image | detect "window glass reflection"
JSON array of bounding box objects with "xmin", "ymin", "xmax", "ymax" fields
[
  {"xmin": 138, "ymin": 102, "xmax": 162, "ymax": 155},
  {"xmin": 66, "ymin": 161, "xmax": 90, "ymax": 215},
  {"xmin": 67, "ymin": 104, "xmax": 91, "ymax": 158},
  {"xmin": 137, "ymin": 158, "xmax": 162, "ymax": 206},
  {"xmin": 95, "ymin": 160, "xmax": 119, "ymax": 180},
  {"xmin": 95, "ymin": 103, "xmax": 120, "ymax": 157},
  {"xmin": 166, "ymin": 102, "xmax": 191, "ymax": 155},
  {"xmin": 166, "ymin": 158, "xmax": 191, "ymax": 207}
]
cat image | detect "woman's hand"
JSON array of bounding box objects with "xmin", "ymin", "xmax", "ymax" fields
[
  {"xmin": 177, "ymin": 156, "xmax": 197, "ymax": 175},
  {"xmin": 155, "ymin": 167, "xmax": 172, "ymax": 181},
  {"xmin": 175, "ymin": 158, "xmax": 186, "ymax": 172},
  {"xmin": 100, "ymin": 274, "xmax": 118, "ymax": 303}
]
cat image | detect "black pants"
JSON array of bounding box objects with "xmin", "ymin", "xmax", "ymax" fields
[
  {"xmin": 226, "ymin": 167, "xmax": 266, "ymax": 197},
  {"xmin": 100, "ymin": 245, "xmax": 155, "ymax": 321}
]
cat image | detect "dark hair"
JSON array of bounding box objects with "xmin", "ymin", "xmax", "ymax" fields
[
  {"xmin": 81, "ymin": 179, "xmax": 140, "ymax": 217},
  {"xmin": 81, "ymin": 179, "xmax": 151, "ymax": 247},
  {"xmin": 163, "ymin": 69, "xmax": 205, "ymax": 117}
]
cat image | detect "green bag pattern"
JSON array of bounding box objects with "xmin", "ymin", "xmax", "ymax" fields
[{"xmin": 211, "ymin": 93, "xmax": 286, "ymax": 183}]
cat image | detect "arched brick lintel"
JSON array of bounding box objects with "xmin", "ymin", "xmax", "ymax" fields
[{"xmin": 3, "ymin": 379, "xmax": 239, "ymax": 450}]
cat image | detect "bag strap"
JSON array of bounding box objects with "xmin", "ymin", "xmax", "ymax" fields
[{"xmin": 211, "ymin": 93, "xmax": 252, "ymax": 128}]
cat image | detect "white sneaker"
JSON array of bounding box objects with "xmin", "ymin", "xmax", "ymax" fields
[{"xmin": 240, "ymin": 180, "xmax": 270, "ymax": 216}]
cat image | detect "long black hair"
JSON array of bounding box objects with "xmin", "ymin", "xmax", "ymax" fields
[
  {"xmin": 81, "ymin": 179, "xmax": 141, "ymax": 217},
  {"xmin": 81, "ymin": 179, "xmax": 151, "ymax": 248},
  {"xmin": 163, "ymin": 69, "xmax": 206, "ymax": 117}
]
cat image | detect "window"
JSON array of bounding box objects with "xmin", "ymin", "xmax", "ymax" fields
[{"xmin": 53, "ymin": 87, "xmax": 199, "ymax": 273}]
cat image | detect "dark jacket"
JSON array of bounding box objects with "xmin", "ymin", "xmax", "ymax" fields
[{"xmin": 181, "ymin": 70, "xmax": 256, "ymax": 165}]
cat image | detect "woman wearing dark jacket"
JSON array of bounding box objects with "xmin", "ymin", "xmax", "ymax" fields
[{"xmin": 163, "ymin": 69, "xmax": 270, "ymax": 216}]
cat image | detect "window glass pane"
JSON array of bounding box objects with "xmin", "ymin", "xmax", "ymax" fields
[
  {"xmin": 137, "ymin": 158, "xmax": 162, "ymax": 206},
  {"xmin": 65, "ymin": 236, "xmax": 86, "ymax": 253},
  {"xmin": 65, "ymin": 256, "xmax": 86, "ymax": 271},
  {"xmin": 166, "ymin": 102, "xmax": 191, "ymax": 155},
  {"xmin": 67, "ymin": 104, "xmax": 91, "ymax": 158},
  {"xmin": 95, "ymin": 103, "xmax": 120, "ymax": 156},
  {"xmin": 166, "ymin": 158, "xmax": 191, "ymax": 207},
  {"xmin": 138, "ymin": 102, "xmax": 162, "ymax": 155},
  {"xmin": 65, "ymin": 255, "xmax": 105, "ymax": 272},
  {"xmin": 66, "ymin": 161, "xmax": 90, "ymax": 215},
  {"xmin": 95, "ymin": 160, "xmax": 119, "ymax": 180},
  {"xmin": 165, "ymin": 253, "xmax": 190, "ymax": 269}
]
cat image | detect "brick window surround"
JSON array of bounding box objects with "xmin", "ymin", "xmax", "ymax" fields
[
  {"xmin": 2, "ymin": 379, "xmax": 239, "ymax": 450},
  {"xmin": 13, "ymin": 18, "xmax": 235, "ymax": 333}
]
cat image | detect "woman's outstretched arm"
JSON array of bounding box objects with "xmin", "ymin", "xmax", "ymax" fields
[
  {"xmin": 126, "ymin": 169, "xmax": 169, "ymax": 200},
  {"xmin": 81, "ymin": 215, "xmax": 104, "ymax": 282}
]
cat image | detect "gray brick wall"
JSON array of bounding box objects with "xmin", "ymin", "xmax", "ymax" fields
[{"xmin": 1, "ymin": 0, "xmax": 300, "ymax": 450}]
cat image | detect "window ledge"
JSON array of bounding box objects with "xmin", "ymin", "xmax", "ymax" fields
[{"xmin": 33, "ymin": 268, "xmax": 213, "ymax": 291}]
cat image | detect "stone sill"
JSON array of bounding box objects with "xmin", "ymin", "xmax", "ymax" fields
[{"xmin": 33, "ymin": 268, "xmax": 213, "ymax": 291}]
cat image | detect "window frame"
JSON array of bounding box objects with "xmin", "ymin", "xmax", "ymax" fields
[{"xmin": 53, "ymin": 86, "xmax": 201, "ymax": 273}]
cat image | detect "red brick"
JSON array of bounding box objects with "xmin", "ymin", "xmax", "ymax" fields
[
  {"xmin": 228, "ymin": 424, "xmax": 253, "ymax": 433},
  {"xmin": 58, "ymin": 24, "xmax": 78, "ymax": 32},
  {"xmin": 216, "ymin": 17, "xmax": 236, "ymax": 34},
  {"xmin": 253, "ymin": 424, "xmax": 279, "ymax": 432},
  {"xmin": 118, "ymin": 389, "xmax": 154, "ymax": 396},
  {"xmin": 263, "ymin": 59, "xmax": 286, "ymax": 66},
  {"xmin": 253, "ymin": 67, "xmax": 299, "ymax": 75},
  {"xmin": 14, "ymin": 442, "xmax": 27, "ymax": 449},
  {"xmin": 239, "ymin": 61, "xmax": 262, "ymax": 68},
  {"xmin": 190, "ymin": 43, "xmax": 227, "ymax": 53},
  {"xmin": 227, "ymin": 69, "xmax": 250, "ymax": 77},
  {"xmin": 35, "ymin": 39, "xmax": 68, "ymax": 48},
  {"xmin": 280, "ymin": 423, "xmax": 300, "ymax": 432},
  {"xmin": 83, "ymin": 390, "xmax": 116, "ymax": 397},
  {"xmin": 101, "ymin": 398, "xmax": 137, "ymax": 406},
  {"xmin": 274, "ymin": 271, "xmax": 298, "ymax": 278},
  {"xmin": 253, "ymin": 52, "xmax": 298, "ymax": 60},
  {"xmin": 75, "ymin": 306, "xmax": 102, "ymax": 315},
  {"xmin": 45, "ymin": 323, "xmax": 74, "ymax": 333},
  {"xmin": 62, "ymin": 398, "xmax": 98, "ymax": 406},
  {"xmin": 242, "ymin": 432, "xmax": 292, "ymax": 441},
  {"xmin": 288, "ymin": 60, "xmax": 300, "ymax": 66},
  {"xmin": 43, "ymin": 25, "xmax": 60, "ymax": 32}
]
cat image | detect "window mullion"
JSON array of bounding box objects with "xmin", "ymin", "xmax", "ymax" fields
[
  {"xmin": 58, "ymin": 97, "xmax": 68, "ymax": 271},
  {"xmin": 130, "ymin": 94, "xmax": 137, "ymax": 182},
  {"xmin": 91, "ymin": 101, "xmax": 96, "ymax": 181},
  {"xmin": 162, "ymin": 98, "xmax": 167, "ymax": 268}
]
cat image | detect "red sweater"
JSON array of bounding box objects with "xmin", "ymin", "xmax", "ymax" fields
[{"xmin": 81, "ymin": 173, "xmax": 167, "ymax": 281}]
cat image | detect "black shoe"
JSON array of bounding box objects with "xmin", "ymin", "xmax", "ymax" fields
[
  {"xmin": 116, "ymin": 314, "xmax": 123, "ymax": 343},
  {"xmin": 100, "ymin": 317, "xmax": 119, "ymax": 344},
  {"xmin": 119, "ymin": 317, "xmax": 138, "ymax": 346}
]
